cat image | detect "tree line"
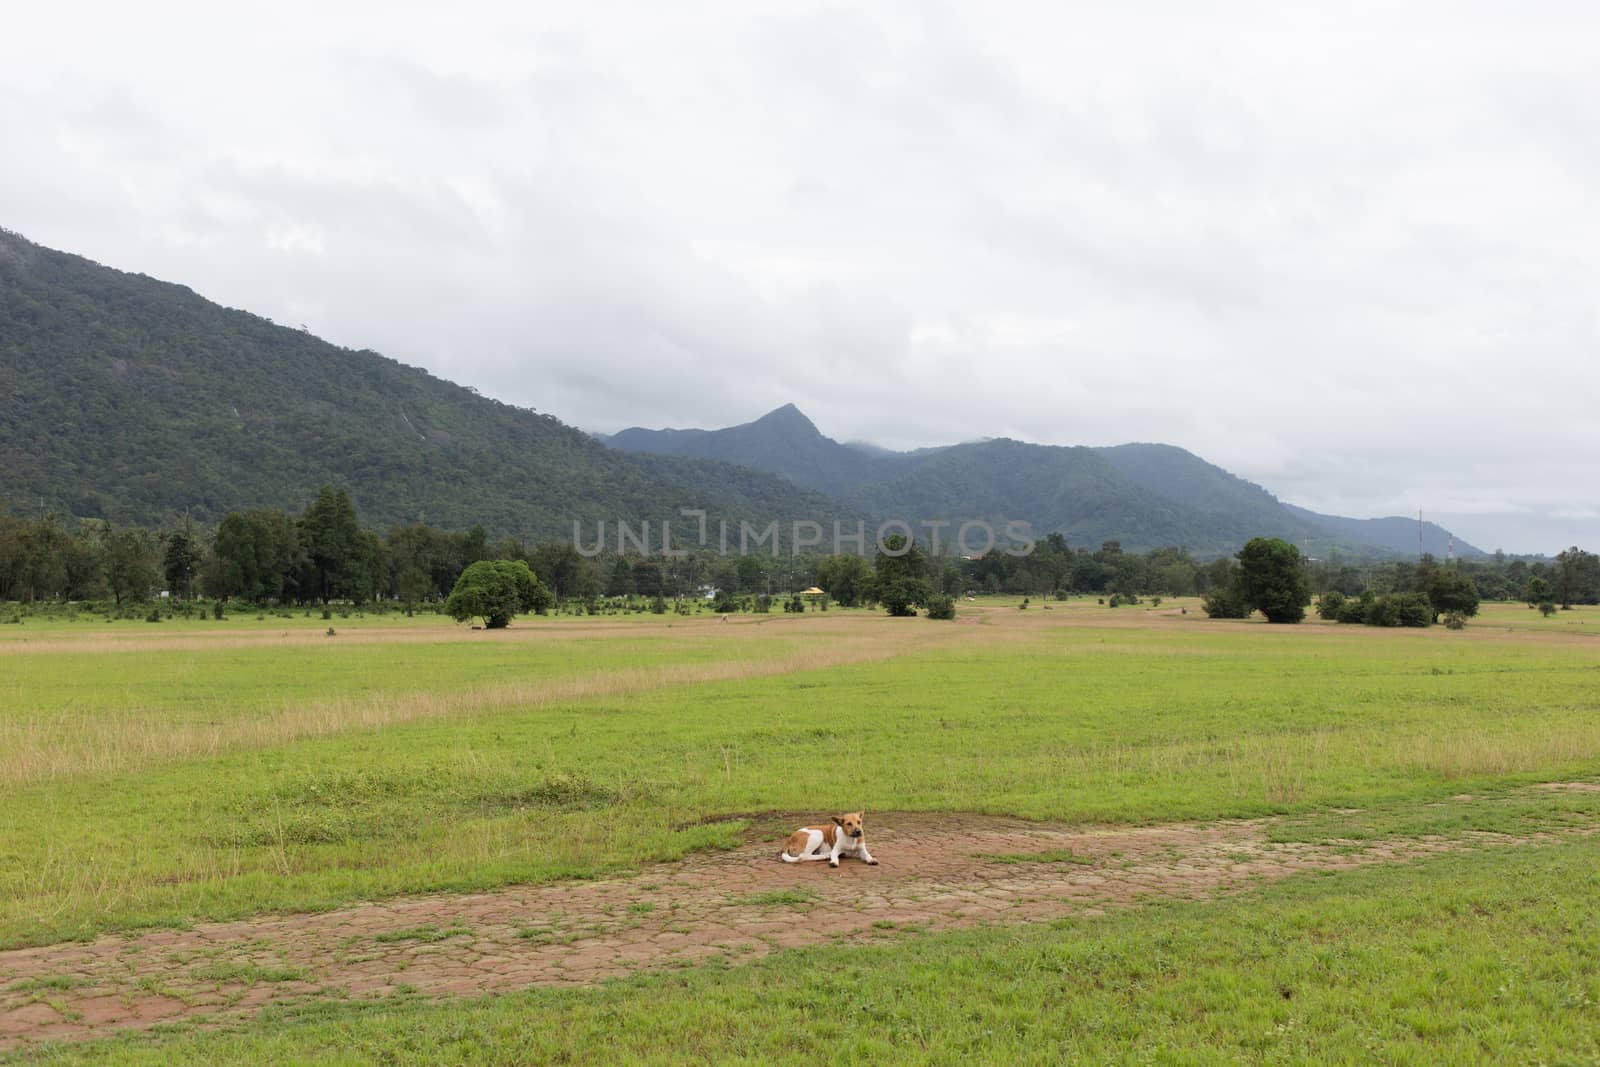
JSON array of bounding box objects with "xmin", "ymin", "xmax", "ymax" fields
[{"xmin": 3, "ymin": 492, "xmax": 1597, "ymax": 617}]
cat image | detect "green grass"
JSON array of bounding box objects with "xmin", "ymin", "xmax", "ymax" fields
[
  {"xmin": 369, "ymin": 925, "xmax": 473, "ymax": 945},
  {"xmin": 3, "ymin": 607, "xmax": 1599, "ymax": 948},
  {"xmin": 733, "ymin": 889, "xmax": 820, "ymax": 907},
  {"xmin": 189, "ymin": 962, "xmax": 310, "ymax": 985},
  {"xmin": 16, "ymin": 836, "xmax": 1600, "ymax": 1065}
]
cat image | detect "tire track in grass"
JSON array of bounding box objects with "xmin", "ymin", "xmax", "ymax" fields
[{"xmin": 4, "ymin": 792, "xmax": 1598, "ymax": 1049}]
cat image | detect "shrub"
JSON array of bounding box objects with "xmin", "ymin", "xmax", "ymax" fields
[
  {"xmin": 1443, "ymin": 612, "xmax": 1466, "ymax": 630},
  {"xmin": 1364, "ymin": 592, "xmax": 1432, "ymax": 627},
  {"xmin": 785, "ymin": 595, "xmax": 806, "ymax": 613},
  {"xmin": 145, "ymin": 608, "xmax": 162, "ymax": 623},
  {"xmin": 1202, "ymin": 583, "xmax": 1252, "ymax": 619},
  {"xmin": 650, "ymin": 595, "xmax": 667, "ymax": 615},
  {"xmin": 1317, "ymin": 591, "xmax": 1346, "ymax": 620},
  {"xmin": 1337, "ymin": 593, "xmax": 1371, "ymax": 624},
  {"xmin": 1396, "ymin": 592, "xmax": 1434, "ymax": 627},
  {"xmin": 1539, "ymin": 601, "xmax": 1558, "ymax": 617},
  {"xmin": 925, "ymin": 594, "xmax": 956, "ymax": 620}
]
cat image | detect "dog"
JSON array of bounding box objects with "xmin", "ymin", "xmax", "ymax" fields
[{"xmin": 779, "ymin": 811, "xmax": 877, "ymax": 868}]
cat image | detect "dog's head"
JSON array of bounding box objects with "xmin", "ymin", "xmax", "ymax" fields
[{"xmin": 832, "ymin": 811, "xmax": 865, "ymax": 839}]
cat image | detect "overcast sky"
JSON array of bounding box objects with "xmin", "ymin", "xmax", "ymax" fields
[{"xmin": 6, "ymin": 2, "xmax": 1597, "ymax": 553}]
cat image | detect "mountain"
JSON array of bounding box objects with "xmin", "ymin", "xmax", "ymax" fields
[
  {"xmin": 1283, "ymin": 505, "xmax": 1485, "ymax": 559},
  {"xmin": 604, "ymin": 406, "xmax": 1485, "ymax": 557},
  {"xmin": 611, "ymin": 404, "xmax": 898, "ymax": 497},
  {"xmin": 0, "ymin": 229, "xmax": 849, "ymax": 538}
]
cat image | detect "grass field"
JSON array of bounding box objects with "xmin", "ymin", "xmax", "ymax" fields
[{"xmin": 3, "ymin": 598, "xmax": 1599, "ymax": 1062}]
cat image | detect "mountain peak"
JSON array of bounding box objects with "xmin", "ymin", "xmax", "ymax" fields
[{"xmin": 751, "ymin": 402, "xmax": 815, "ymax": 429}]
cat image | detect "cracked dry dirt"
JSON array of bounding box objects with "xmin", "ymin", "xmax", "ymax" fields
[{"xmin": 3, "ymin": 808, "xmax": 1595, "ymax": 1049}]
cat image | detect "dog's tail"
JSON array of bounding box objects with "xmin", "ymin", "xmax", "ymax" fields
[{"xmin": 778, "ymin": 850, "xmax": 800, "ymax": 863}]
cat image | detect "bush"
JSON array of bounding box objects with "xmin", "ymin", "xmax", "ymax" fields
[
  {"xmin": 1317, "ymin": 591, "xmax": 1346, "ymax": 620},
  {"xmin": 1539, "ymin": 601, "xmax": 1558, "ymax": 617},
  {"xmin": 785, "ymin": 595, "xmax": 806, "ymax": 613},
  {"xmin": 1337, "ymin": 597, "xmax": 1369, "ymax": 624},
  {"xmin": 1364, "ymin": 592, "xmax": 1432, "ymax": 628},
  {"xmin": 650, "ymin": 595, "xmax": 667, "ymax": 615},
  {"xmin": 1443, "ymin": 612, "xmax": 1466, "ymax": 630},
  {"xmin": 145, "ymin": 608, "xmax": 162, "ymax": 623},
  {"xmin": 1202, "ymin": 583, "xmax": 1252, "ymax": 619},
  {"xmin": 212, "ymin": 600, "xmax": 226, "ymax": 620},
  {"xmin": 925, "ymin": 594, "xmax": 956, "ymax": 620}
]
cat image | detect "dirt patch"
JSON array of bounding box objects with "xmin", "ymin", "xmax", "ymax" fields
[
  {"xmin": 1536, "ymin": 781, "xmax": 1600, "ymax": 792},
  {"xmin": 3, "ymin": 809, "xmax": 1596, "ymax": 1050}
]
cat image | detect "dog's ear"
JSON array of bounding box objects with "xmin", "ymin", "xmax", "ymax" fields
[{"xmin": 832, "ymin": 816, "xmax": 844, "ymax": 826}]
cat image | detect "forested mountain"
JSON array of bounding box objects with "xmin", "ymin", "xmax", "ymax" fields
[
  {"xmin": 0, "ymin": 229, "xmax": 847, "ymax": 538},
  {"xmin": 610, "ymin": 404, "xmax": 899, "ymax": 496},
  {"xmin": 1, "ymin": 227, "xmax": 1485, "ymax": 558},
  {"xmin": 606, "ymin": 408, "xmax": 1486, "ymax": 557}
]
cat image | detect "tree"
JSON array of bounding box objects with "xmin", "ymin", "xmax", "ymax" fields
[
  {"xmin": 1236, "ymin": 537, "xmax": 1310, "ymax": 623},
  {"xmin": 162, "ymin": 528, "xmax": 200, "ymax": 600},
  {"xmin": 299, "ymin": 486, "xmax": 363, "ymax": 603},
  {"xmin": 1554, "ymin": 547, "xmax": 1600, "ymax": 607},
  {"xmin": 816, "ymin": 554, "xmax": 873, "ymax": 607},
  {"xmin": 631, "ymin": 559, "xmax": 664, "ymax": 597},
  {"xmin": 1422, "ymin": 567, "xmax": 1479, "ymax": 620},
  {"xmin": 868, "ymin": 535, "xmax": 932, "ymax": 617},
  {"xmin": 446, "ymin": 560, "xmax": 552, "ymax": 628},
  {"xmin": 103, "ymin": 526, "xmax": 158, "ymax": 606},
  {"xmin": 606, "ymin": 559, "xmax": 635, "ymax": 597}
]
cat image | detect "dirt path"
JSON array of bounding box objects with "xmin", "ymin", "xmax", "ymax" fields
[{"xmin": 3, "ymin": 809, "xmax": 1594, "ymax": 1049}]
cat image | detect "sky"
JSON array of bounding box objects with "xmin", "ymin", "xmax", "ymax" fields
[{"xmin": 4, "ymin": 1, "xmax": 1597, "ymax": 554}]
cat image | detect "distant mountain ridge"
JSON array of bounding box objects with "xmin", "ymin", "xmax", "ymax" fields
[
  {"xmin": 0, "ymin": 226, "xmax": 1484, "ymax": 558},
  {"xmin": 606, "ymin": 407, "xmax": 1486, "ymax": 558},
  {"xmin": 0, "ymin": 229, "xmax": 852, "ymax": 538}
]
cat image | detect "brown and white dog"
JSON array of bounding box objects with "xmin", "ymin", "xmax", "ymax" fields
[{"xmin": 779, "ymin": 811, "xmax": 878, "ymax": 868}]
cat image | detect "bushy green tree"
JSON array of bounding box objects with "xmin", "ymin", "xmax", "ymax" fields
[
  {"xmin": 1236, "ymin": 537, "xmax": 1310, "ymax": 623},
  {"xmin": 868, "ymin": 535, "xmax": 932, "ymax": 617},
  {"xmin": 103, "ymin": 525, "xmax": 158, "ymax": 606},
  {"xmin": 816, "ymin": 554, "xmax": 873, "ymax": 607},
  {"xmin": 1423, "ymin": 567, "xmax": 1479, "ymax": 620},
  {"xmin": 1554, "ymin": 547, "xmax": 1600, "ymax": 607},
  {"xmin": 446, "ymin": 560, "xmax": 552, "ymax": 628},
  {"xmin": 925, "ymin": 594, "xmax": 956, "ymax": 620}
]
